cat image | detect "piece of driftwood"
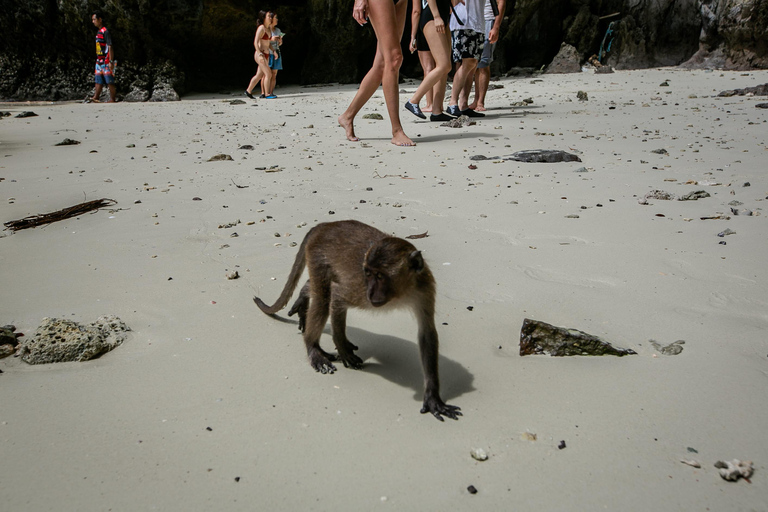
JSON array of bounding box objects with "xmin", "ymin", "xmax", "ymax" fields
[{"xmin": 3, "ymin": 198, "xmax": 117, "ymax": 231}]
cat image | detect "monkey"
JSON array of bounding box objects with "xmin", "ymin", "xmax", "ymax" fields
[{"xmin": 253, "ymin": 220, "xmax": 461, "ymax": 421}]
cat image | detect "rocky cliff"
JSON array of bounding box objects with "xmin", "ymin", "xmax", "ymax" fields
[{"xmin": 0, "ymin": 0, "xmax": 765, "ymax": 101}]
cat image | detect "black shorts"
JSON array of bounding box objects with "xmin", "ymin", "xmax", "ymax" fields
[{"xmin": 416, "ymin": 26, "xmax": 429, "ymax": 51}]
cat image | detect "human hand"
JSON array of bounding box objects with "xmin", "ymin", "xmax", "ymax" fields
[
  {"xmin": 353, "ymin": 0, "xmax": 369, "ymax": 25},
  {"xmin": 409, "ymin": 38, "xmax": 417, "ymax": 53},
  {"xmin": 489, "ymin": 27, "xmax": 499, "ymax": 44},
  {"xmin": 434, "ymin": 17, "xmax": 445, "ymax": 34}
]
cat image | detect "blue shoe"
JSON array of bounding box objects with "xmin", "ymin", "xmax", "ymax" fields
[
  {"xmin": 405, "ymin": 101, "xmax": 426, "ymax": 119},
  {"xmin": 265, "ymin": 94, "xmax": 277, "ymax": 99},
  {"xmin": 446, "ymin": 105, "xmax": 461, "ymax": 117}
]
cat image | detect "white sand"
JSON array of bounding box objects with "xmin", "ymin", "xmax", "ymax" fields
[{"xmin": 1, "ymin": 68, "xmax": 767, "ymax": 510}]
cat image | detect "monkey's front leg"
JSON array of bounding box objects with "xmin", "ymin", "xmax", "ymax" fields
[
  {"xmin": 330, "ymin": 298, "xmax": 363, "ymax": 369},
  {"xmin": 418, "ymin": 324, "xmax": 462, "ymax": 421}
]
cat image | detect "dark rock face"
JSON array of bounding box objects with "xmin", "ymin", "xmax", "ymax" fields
[{"xmin": 0, "ymin": 0, "xmax": 765, "ymax": 100}]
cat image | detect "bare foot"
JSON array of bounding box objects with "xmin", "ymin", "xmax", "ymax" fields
[
  {"xmin": 475, "ymin": 104, "xmax": 486, "ymax": 112},
  {"xmin": 391, "ymin": 130, "xmax": 415, "ymax": 147},
  {"xmin": 338, "ymin": 113, "xmax": 359, "ymax": 142},
  {"xmin": 423, "ymin": 105, "xmax": 433, "ymax": 113},
  {"xmin": 91, "ymin": 98, "xmax": 101, "ymax": 103},
  {"xmin": 467, "ymin": 101, "xmax": 477, "ymax": 110}
]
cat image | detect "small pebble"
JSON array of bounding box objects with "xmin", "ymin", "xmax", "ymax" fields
[{"xmin": 467, "ymin": 485, "xmax": 478, "ymax": 495}]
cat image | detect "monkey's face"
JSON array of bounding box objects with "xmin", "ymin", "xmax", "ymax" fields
[{"xmin": 364, "ymin": 267, "xmax": 392, "ymax": 307}]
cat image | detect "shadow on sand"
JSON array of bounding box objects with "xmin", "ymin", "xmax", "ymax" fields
[{"xmin": 268, "ymin": 315, "xmax": 475, "ymax": 403}]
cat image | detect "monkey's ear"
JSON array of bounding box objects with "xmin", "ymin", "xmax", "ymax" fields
[{"xmin": 409, "ymin": 250, "xmax": 425, "ymax": 272}]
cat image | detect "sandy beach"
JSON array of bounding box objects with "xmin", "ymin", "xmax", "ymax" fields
[{"xmin": 1, "ymin": 68, "xmax": 767, "ymax": 510}]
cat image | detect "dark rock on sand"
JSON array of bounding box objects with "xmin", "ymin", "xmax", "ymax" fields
[
  {"xmin": 520, "ymin": 318, "xmax": 637, "ymax": 357},
  {"xmin": 55, "ymin": 138, "xmax": 80, "ymax": 146},
  {"xmin": 18, "ymin": 315, "xmax": 130, "ymax": 364},
  {"xmin": 717, "ymin": 83, "xmax": 768, "ymax": 97},
  {"xmin": 505, "ymin": 150, "xmax": 582, "ymax": 163}
]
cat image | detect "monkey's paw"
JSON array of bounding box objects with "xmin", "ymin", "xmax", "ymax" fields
[
  {"xmin": 339, "ymin": 351, "xmax": 364, "ymax": 370},
  {"xmin": 420, "ymin": 397, "xmax": 462, "ymax": 421},
  {"xmin": 309, "ymin": 349, "xmax": 337, "ymax": 374}
]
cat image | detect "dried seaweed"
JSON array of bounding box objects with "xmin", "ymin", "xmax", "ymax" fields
[{"xmin": 4, "ymin": 198, "xmax": 117, "ymax": 231}]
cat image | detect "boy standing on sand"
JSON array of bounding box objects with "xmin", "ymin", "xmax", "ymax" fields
[{"xmin": 90, "ymin": 11, "xmax": 116, "ymax": 103}]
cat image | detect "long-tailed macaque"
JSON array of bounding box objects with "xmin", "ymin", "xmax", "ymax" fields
[{"xmin": 254, "ymin": 220, "xmax": 461, "ymax": 421}]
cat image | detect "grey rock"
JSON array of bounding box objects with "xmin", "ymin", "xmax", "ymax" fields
[
  {"xmin": 208, "ymin": 154, "xmax": 233, "ymax": 162},
  {"xmin": 649, "ymin": 339, "xmax": 685, "ymax": 355},
  {"xmin": 644, "ymin": 189, "xmax": 676, "ymax": 201},
  {"xmin": 717, "ymin": 228, "xmax": 736, "ymax": 237},
  {"xmin": 678, "ymin": 190, "xmax": 710, "ymax": 201},
  {"xmin": 18, "ymin": 315, "xmax": 130, "ymax": 364},
  {"xmin": 150, "ymin": 85, "xmax": 180, "ymax": 102},
  {"xmin": 15, "ymin": 111, "xmax": 37, "ymax": 118},
  {"xmin": 651, "ymin": 148, "xmax": 668, "ymax": 155},
  {"xmin": 519, "ymin": 318, "xmax": 636, "ymax": 357},
  {"xmin": 441, "ymin": 115, "xmax": 473, "ymax": 128},
  {"xmin": 505, "ymin": 150, "xmax": 581, "ymax": 163},
  {"xmin": 470, "ymin": 155, "xmax": 489, "ymax": 161},
  {"xmin": 122, "ymin": 87, "xmax": 151, "ymax": 103},
  {"xmin": 545, "ymin": 43, "xmax": 581, "ymax": 74},
  {"xmin": 1, "ymin": 325, "xmax": 22, "ymax": 359},
  {"xmin": 577, "ymin": 90, "xmax": 588, "ymax": 101},
  {"xmin": 362, "ymin": 113, "xmax": 384, "ymax": 120}
]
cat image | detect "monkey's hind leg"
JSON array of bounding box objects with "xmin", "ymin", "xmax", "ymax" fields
[
  {"xmin": 329, "ymin": 295, "xmax": 363, "ymax": 369},
  {"xmin": 303, "ymin": 282, "xmax": 338, "ymax": 374},
  {"xmin": 287, "ymin": 281, "xmax": 310, "ymax": 332}
]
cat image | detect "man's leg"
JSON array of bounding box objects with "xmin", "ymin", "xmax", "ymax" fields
[
  {"xmin": 457, "ymin": 58, "xmax": 478, "ymax": 111},
  {"xmin": 469, "ymin": 67, "xmax": 490, "ymax": 111}
]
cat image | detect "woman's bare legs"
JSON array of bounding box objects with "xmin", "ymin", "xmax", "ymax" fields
[
  {"xmin": 256, "ymin": 54, "xmax": 273, "ymax": 96},
  {"xmin": 408, "ymin": 22, "xmax": 451, "ymax": 115},
  {"xmin": 418, "ymin": 50, "xmax": 436, "ymax": 111},
  {"xmin": 338, "ymin": 0, "xmax": 413, "ymax": 146},
  {"xmin": 247, "ymin": 66, "xmax": 264, "ymax": 96}
]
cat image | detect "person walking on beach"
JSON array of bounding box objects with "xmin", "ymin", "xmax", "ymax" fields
[
  {"xmin": 245, "ymin": 11, "xmax": 278, "ymax": 100},
  {"xmin": 266, "ymin": 14, "xmax": 284, "ymax": 97},
  {"xmin": 468, "ymin": 0, "xmax": 505, "ymax": 111},
  {"xmin": 404, "ymin": 0, "xmax": 454, "ymax": 122},
  {"xmin": 408, "ymin": 0, "xmax": 435, "ymax": 114},
  {"xmin": 446, "ymin": 0, "xmax": 486, "ymax": 117},
  {"xmin": 90, "ymin": 11, "xmax": 116, "ymax": 103},
  {"xmin": 338, "ymin": 0, "xmax": 414, "ymax": 146}
]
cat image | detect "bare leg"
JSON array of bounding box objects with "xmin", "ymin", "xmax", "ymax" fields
[
  {"xmin": 339, "ymin": 0, "xmax": 413, "ymax": 146},
  {"xmin": 458, "ymin": 59, "xmax": 478, "ymax": 110},
  {"xmin": 92, "ymin": 84, "xmax": 103, "ymax": 102},
  {"xmin": 247, "ymin": 68, "xmax": 264, "ymax": 95},
  {"xmin": 409, "ymin": 23, "xmax": 451, "ymax": 110},
  {"xmin": 468, "ymin": 67, "xmax": 490, "ymax": 110},
  {"xmin": 270, "ymin": 69, "xmax": 278, "ymax": 95},
  {"xmin": 417, "ymin": 51, "xmax": 436, "ymax": 111},
  {"xmin": 107, "ymin": 84, "xmax": 116, "ymax": 102},
  {"xmin": 257, "ymin": 54, "xmax": 273, "ymax": 97}
]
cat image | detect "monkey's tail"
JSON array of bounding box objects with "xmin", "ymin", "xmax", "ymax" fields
[{"xmin": 253, "ymin": 234, "xmax": 308, "ymax": 315}]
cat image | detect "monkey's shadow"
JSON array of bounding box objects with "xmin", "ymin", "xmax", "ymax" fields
[
  {"xmin": 342, "ymin": 326, "xmax": 475, "ymax": 403},
  {"xmin": 270, "ymin": 316, "xmax": 475, "ymax": 401}
]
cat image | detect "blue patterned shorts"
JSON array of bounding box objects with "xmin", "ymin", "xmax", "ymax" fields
[{"xmin": 452, "ymin": 29, "xmax": 485, "ymax": 62}]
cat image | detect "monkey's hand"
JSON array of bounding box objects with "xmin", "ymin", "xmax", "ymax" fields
[
  {"xmin": 338, "ymin": 350, "xmax": 363, "ymax": 370},
  {"xmin": 287, "ymin": 295, "xmax": 309, "ymax": 332},
  {"xmin": 420, "ymin": 395, "xmax": 462, "ymax": 421}
]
